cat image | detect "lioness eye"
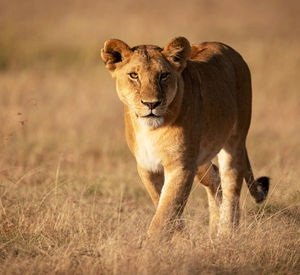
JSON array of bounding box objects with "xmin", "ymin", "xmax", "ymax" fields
[
  {"xmin": 129, "ymin": 72, "xmax": 139, "ymax": 79},
  {"xmin": 160, "ymin": 72, "xmax": 169, "ymax": 81}
]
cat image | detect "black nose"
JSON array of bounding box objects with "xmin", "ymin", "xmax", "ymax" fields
[{"xmin": 141, "ymin": 100, "xmax": 161, "ymax": 110}]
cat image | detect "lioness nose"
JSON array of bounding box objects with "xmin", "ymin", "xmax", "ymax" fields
[{"xmin": 141, "ymin": 100, "xmax": 161, "ymax": 110}]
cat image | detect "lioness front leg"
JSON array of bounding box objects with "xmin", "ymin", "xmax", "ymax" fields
[
  {"xmin": 147, "ymin": 164, "xmax": 196, "ymax": 239},
  {"xmin": 137, "ymin": 165, "xmax": 164, "ymax": 208}
]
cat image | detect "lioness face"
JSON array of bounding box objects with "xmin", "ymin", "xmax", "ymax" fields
[
  {"xmin": 115, "ymin": 47, "xmax": 178, "ymax": 128},
  {"xmin": 101, "ymin": 38, "xmax": 191, "ymax": 129}
]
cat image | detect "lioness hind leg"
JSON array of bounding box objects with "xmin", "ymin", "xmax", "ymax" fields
[
  {"xmin": 195, "ymin": 163, "xmax": 222, "ymax": 237},
  {"xmin": 217, "ymin": 143, "xmax": 245, "ymax": 236}
]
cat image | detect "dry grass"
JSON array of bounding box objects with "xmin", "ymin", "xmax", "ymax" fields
[{"xmin": 0, "ymin": 0, "xmax": 300, "ymax": 274}]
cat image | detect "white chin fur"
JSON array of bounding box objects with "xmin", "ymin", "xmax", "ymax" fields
[{"xmin": 138, "ymin": 116, "xmax": 164, "ymax": 129}]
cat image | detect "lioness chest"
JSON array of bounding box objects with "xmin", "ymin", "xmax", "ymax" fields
[{"xmin": 135, "ymin": 130, "xmax": 163, "ymax": 173}]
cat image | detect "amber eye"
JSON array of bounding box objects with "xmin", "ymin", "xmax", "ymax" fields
[
  {"xmin": 129, "ymin": 72, "xmax": 139, "ymax": 79},
  {"xmin": 160, "ymin": 72, "xmax": 169, "ymax": 81}
]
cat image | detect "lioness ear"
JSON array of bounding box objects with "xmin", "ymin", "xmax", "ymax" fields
[
  {"xmin": 162, "ymin": 37, "xmax": 191, "ymax": 72},
  {"xmin": 101, "ymin": 39, "xmax": 132, "ymax": 72}
]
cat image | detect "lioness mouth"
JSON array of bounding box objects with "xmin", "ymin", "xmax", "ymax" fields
[{"xmin": 145, "ymin": 113, "xmax": 157, "ymax": 118}]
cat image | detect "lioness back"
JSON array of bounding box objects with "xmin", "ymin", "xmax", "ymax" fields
[
  {"xmin": 189, "ymin": 42, "xmax": 252, "ymax": 136},
  {"xmin": 168, "ymin": 42, "xmax": 253, "ymax": 165}
]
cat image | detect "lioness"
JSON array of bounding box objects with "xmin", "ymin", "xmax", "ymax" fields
[{"xmin": 101, "ymin": 37, "xmax": 269, "ymax": 238}]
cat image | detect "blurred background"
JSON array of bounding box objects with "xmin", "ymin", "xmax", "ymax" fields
[
  {"xmin": 1, "ymin": 0, "xmax": 300, "ymax": 69},
  {"xmin": 0, "ymin": 0, "xmax": 299, "ymax": 176},
  {"xmin": 1, "ymin": 0, "xmax": 300, "ymax": 209},
  {"xmin": 1, "ymin": 0, "xmax": 300, "ymax": 220},
  {"xmin": 0, "ymin": 0, "xmax": 300, "ymax": 272}
]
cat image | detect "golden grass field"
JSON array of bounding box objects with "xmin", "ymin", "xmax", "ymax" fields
[{"xmin": 0, "ymin": 0, "xmax": 300, "ymax": 274}]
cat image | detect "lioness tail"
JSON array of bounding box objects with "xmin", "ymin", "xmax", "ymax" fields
[{"xmin": 244, "ymin": 150, "xmax": 270, "ymax": 203}]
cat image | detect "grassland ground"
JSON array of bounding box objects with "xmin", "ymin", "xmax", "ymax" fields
[{"xmin": 0, "ymin": 0, "xmax": 300, "ymax": 274}]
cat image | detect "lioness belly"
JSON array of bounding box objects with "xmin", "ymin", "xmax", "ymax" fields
[{"xmin": 197, "ymin": 143, "xmax": 223, "ymax": 166}]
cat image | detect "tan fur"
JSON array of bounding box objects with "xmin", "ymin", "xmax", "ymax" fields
[{"xmin": 101, "ymin": 37, "xmax": 269, "ymax": 238}]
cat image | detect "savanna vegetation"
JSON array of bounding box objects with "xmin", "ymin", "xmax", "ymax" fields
[{"xmin": 0, "ymin": 0, "xmax": 299, "ymax": 274}]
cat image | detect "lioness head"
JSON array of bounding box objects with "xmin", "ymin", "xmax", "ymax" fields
[{"xmin": 101, "ymin": 37, "xmax": 191, "ymax": 129}]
